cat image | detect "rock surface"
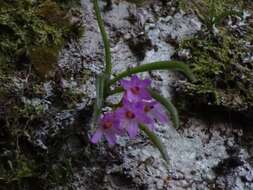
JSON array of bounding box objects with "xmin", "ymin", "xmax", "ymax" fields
[
  {"xmin": 1, "ymin": 0, "xmax": 252, "ymax": 189},
  {"xmin": 56, "ymin": 0, "xmax": 253, "ymax": 189}
]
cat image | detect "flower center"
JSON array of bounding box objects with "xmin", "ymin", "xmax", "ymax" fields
[
  {"xmin": 130, "ymin": 86, "xmax": 140, "ymax": 95},
  {"xmin": 125, "ymin": 111, "xmax": 135, "ymax": 119},
  {"xmin": 103, "ymin": 121, "xmax": 113, "ymax": 129},
  {"xmin": 144, "ymin": 105, "xmax": 154, "ymax": 112}
]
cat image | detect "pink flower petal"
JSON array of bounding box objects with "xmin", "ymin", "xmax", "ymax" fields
[
  {"xmin": 91, "ymin": 129, "xmax": 103, "ymax": 144},
  {"xmin": 120, "ymin": 75, "xmax": 152, "ymax": 102},
  {"xmin": 104, "ymin": 131, "xmax": 117, "ymax": 146},
  {"xmin": 142, "ymin": 79, "xmax": 151, "ymax": 86},
  {"xmin": 120, "ymin": 79, "xmax": 131, "ymax": 89},
  {"xmin": 127, "ymin": 121, "xmax": 139, "ymax": 138}
]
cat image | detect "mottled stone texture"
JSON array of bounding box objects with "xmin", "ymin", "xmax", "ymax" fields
[{"xmin": 0, "ymin": 0, "xmax": 252, "ymax": 189}]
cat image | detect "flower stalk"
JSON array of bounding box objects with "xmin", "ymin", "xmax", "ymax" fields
[{"xmin": 91, "ymin": 0, "xmax": 196, "ymax": 163}]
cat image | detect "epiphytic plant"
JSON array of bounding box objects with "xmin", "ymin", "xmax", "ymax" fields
[{"xmin": 91, "ymin": 0, "xmax": 195, "ymax": 163}]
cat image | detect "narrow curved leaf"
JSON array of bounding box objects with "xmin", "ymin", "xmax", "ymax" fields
[
  {"xmin": 149, "ymin": 89, "xmax": 179, "ymax": 129},
  {"xmin": 107, "ymin": 87, "xmax": 124, "ymax": 97},
  {"xmin": 93, "ymin": 0, "xmax": 112, "ymax": 76},
  {"xmin": 92, "ymin": 74, "xmax": 106, "ymax": 126},
  {"xmin": 109, "ymin": 61, "xmax": 195, "ymax": 85},
  {"xmin": 139, "ymin": 124, "xmax": 170, "ymax": 163}
]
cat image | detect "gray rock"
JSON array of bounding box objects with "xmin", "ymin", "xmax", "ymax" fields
[{"xmin": 52, "ymin": 0, "xmax": 253, "ymax": 189}]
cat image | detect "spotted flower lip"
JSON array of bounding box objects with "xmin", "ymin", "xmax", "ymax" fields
[
  {"xmin": 143, "ymin": 100, "xmax": 168, "ymax": 130},
  {"xmin": 120, "ymin": 75, "xmax": 151, "ymax": 102},
  {"xmin": 91, "ymin": 113, "xmax": 122, "ymax": 146},
  {"xmin": 115, "ymin": 99, "xmax": 152, "ymax": 138}
]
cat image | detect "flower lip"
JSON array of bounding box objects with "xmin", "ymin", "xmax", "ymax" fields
[
  {"xmin": 143, "ymin": 101, "xmax": 168, "ymax": 125},
  {"xmin": 91, "ymin": 112, "xmax": 122, "ymax": 145},
  {"xmin": 125, "ymin": 110, "xmax": 135, "ymax": 119},
  {"xmin": 102, "ymin": 121, "xmax": 113, "ymax": 129},
  {"xmin": 144, "ymin": 105, "xmax": 154, "ymax": 112},
  {"xmin": 120, "ymin": 75, "xmax": 152, "ymax": 102},
  {"xmin": 130, "ymin": 86, "xmax": 140, "ymax": 95}
]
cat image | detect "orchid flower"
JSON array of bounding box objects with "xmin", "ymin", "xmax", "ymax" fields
[
  {"xmin": 143, "ymin": 100, "xmax": 169, "ymax": 130},
  {"xmin": 115, "ymin": 99, "xmax": 152, "ymax": 138},
  {"xmin": 120, "ymin": 75, "xmax": 151, "ymax": 102},
  {"xmin": 91, "ymin": 113, "xmax": 122, "ymax": 145}
]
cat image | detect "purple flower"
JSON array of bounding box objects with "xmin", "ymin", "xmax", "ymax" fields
[
  {"xmin": 143, "ymin": 101, "xmax": 168, "ymax": 129},
  {"xmin": 120, "ymin": 75, "xmax": 151, "ymax": 102},
  {"xmin": 116, "ymin": 99, "xmax": 152, "ymax": 138},
  {"xmin": 91, "ymin": 113, "xmax": 122, "ymax": 146}
]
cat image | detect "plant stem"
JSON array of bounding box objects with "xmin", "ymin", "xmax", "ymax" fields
[
  {"xmin": 92, "ymin": 74, "xmax": 106, "ymax": 126},
  {"xmin": 93, "ymin": 0, "xmax": 112, "ymax": 76}
]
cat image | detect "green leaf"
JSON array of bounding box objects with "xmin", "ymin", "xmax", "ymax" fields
[
  {"xmin": 149, "ymin": 89, "xmax": 179, "ymax": 129},
  {"xmin": 139, "ymin": 124, "xmax": 170, "ymax": 163},
  {"xmin": 109, "ymin": 61, "xmax": 195, "ymax": 85},
  {"xmin": 93, "ymin": 0, "xmax": 112, "ymax": 76},
  {"xmin": 96, "ymin": 74, "xmax": 106, "ymax": 108},
  {"xmin": 92, "ymin": 74, "xmax": 106, "ymax": 126},
  {"xmin": 107, "ymin": 86, "xmax": 124, "ymax": 97}
]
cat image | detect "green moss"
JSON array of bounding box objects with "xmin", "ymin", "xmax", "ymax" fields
[
  {"xmin": 178, "ymin": 0, "xmax": 245, "ymax": 28},
  {"xmin": 56, "ymin": 0, "xmax": 81, "ymax": 8},
  {"xmin": 30, "ymin": 46, "xmax": 59, "ymax": 79},
  {"xmin": 0, "ymin": 0, "xmax": 83, "ymax": 78},
  {"xmin": 174, "ymin": 0, "xmax": 253, "ymax": 116},
  {"xmin": 0, "ymin": 90, "xmax": 84, "ymax": 189},
  {"xmin": 0, "ymin": 0, "xmax": 85, "ymax": 189},
  {"xmin": 176, "ymin": 27, "xmax": 253, "ymax": 113},
  {"xmin": 61, "ymin": 88, "xmax": 87, "ymax": 109}
]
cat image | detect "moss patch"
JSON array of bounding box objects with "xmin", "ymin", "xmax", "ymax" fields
[
  {"xmin": 178, "ymin": 0, "xmax": 245, "ymax": 28},
  {"xmin": 175, "ymin": 0, "xmax": 253, "ymax": 117},
  {"xmin": 0, "ymin": 0, "xmax": 86, "ymax": 189},
  {"xmin": 0, "ymin": 0, "xmax": 83, "ymax": 79}
]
